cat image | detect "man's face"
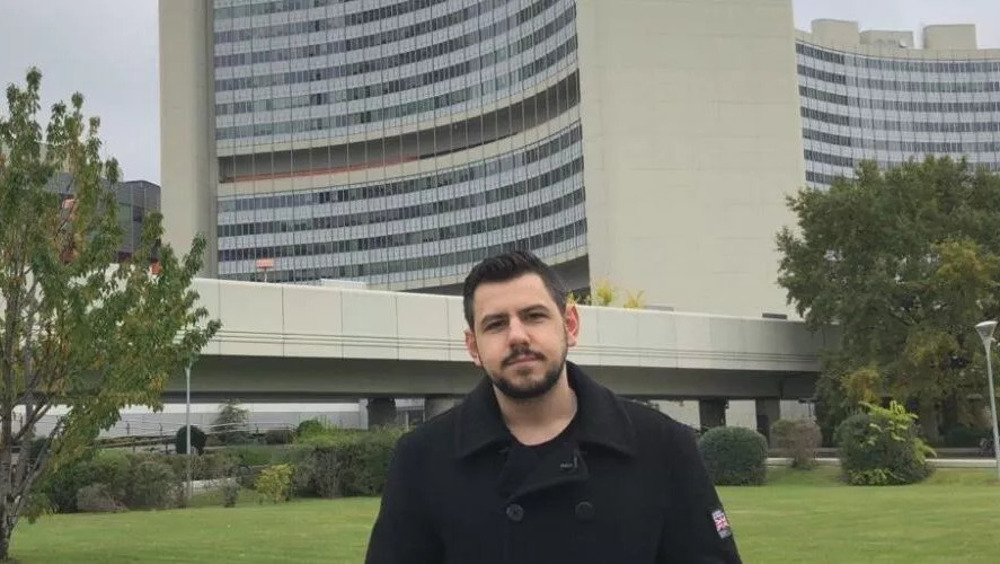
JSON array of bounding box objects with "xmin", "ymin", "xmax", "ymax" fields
[{"xmin": 464, "ymin": 273, "xmax": 579, "ymax": 400}]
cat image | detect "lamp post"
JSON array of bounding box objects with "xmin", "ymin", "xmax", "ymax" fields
[
  {"xmin": 185, "ymin": 363, "xmax": 192, "ymax": 501},
  {"xmin": 974, "ymin": 321, "xmax": 1000, "ymax": 481}
]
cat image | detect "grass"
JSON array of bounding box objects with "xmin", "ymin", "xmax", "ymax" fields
[{"xmin": 9, "ymin": 468, "xmax": 1000, "ymax": 563}]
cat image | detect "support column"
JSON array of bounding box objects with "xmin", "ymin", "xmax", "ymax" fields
[
  {"xmin": 367, "ymin": 398, "xmax": 397, "ymax": 428},
  {"xmin": 755, "ymin": 399, "xmax": 781, "ymax": 445}
]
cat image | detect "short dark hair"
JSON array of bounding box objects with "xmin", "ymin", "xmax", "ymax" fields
[{"xmin": 462, "ymin": 250, "xmax": 568, "ymax": 328}]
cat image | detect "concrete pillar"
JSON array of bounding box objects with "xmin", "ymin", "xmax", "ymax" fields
[
  {"xmin": 158, "ymin": 0, "xmax": 218, "ymax": 276},
  {"xmin": 425, "ymin": 397, "xmax": 459, "ymax": 419},
  {"xmin": 756, "ymin": 399, "xmax": 781, "ymax": 444},
  {"xmin": 726, "ymin": 400, "xmax": 757, "ymax": 431},
  {"xmin": 699, "ymin": 399, "xmax": 727, "ymax": 430},
  {"xmin": 367, "ymin": 398, "xmax": 397, "ymax": 428},
  {"xmin": 652, "ymin": 400, "xmax": 700, "ymax": 429}
]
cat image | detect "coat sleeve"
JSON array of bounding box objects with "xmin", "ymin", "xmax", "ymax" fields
[
  {"xmin": 365, "ymin": 432, "xmax": 444, "ymax": 564},
  {"xmin": 658, "ymin": 424, "xmax": 743, "ymax": 563}
]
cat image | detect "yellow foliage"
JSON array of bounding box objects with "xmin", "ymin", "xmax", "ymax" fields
[{"xmin": 843, "ymin": 365, "xmax": 882, "ymax": 405}]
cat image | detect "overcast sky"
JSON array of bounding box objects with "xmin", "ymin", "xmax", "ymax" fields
[{"xmin": 1, "ymin": 1, "xmax": 998, "ymax": 185}]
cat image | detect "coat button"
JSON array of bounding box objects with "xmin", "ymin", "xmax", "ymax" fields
[
  {"xmin": 506, "ymin": 503, "xmax": 524, "ymax": 522},
  {"xmin": 575, "ymin": 501, "xmax": 595, "ymax": 521}
]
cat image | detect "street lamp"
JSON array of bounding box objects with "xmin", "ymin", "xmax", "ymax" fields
[
  {"xmin": 185, "ymin": 363, "xmax": 192, "ymax": 501},
  {"xmin": 974, "ymin": 321, "xmax": 1000, "ymax": 481}
]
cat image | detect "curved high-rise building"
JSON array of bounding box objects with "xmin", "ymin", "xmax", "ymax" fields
[
  {"xmin": 209, "ymin": 0, "xmax": 588, "ymax": 291},
  {"xmin": 163, "ymin": 0, "xmax": 855, "ymax": 317},
  {"xmin": 797, "ymin": 20, "xmax": 1000, "ymax": 188}
]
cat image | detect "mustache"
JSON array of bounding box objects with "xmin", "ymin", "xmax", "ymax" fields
[{"xmin": 502, "ymin": 347, "xmax": 545, "ymax": 367}]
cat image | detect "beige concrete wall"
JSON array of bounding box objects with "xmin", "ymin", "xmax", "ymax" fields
[
  {"xmin": 191, "ymin": 278, "xmax": 834, "ymax": 374},
  {"xmin": 159, "ymin": 0, "xmax": 218, "ymax": 276},
  {"xmin": 575, "ymin": 0, "xmax": 804, "ymax": 317}
]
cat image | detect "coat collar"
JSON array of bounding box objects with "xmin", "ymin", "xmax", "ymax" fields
[{"xmin": 454, "ymin": 361, "xmax": 637, "ymax": 459}]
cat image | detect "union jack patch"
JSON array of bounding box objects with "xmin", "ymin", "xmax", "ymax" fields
[{"xmin": 711, "ymin": 509, "xmax": 732, "ymax": 539}]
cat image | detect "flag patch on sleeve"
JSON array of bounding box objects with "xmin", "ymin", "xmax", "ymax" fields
[{"xmin": 711, "ymin": 509, "xmax": 732, "ymax": 539}]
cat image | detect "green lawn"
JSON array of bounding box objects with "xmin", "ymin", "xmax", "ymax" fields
[{"xmin": 10, "ymin": 468, "xmax": 1000, "ymax": 563}]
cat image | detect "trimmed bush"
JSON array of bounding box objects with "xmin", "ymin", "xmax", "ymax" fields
[
  {"xmin": 311, "ymin": 427, "xmax": 404, "ymax": 498},
  {"xmin": 76, "ymin": 483, "xmax": 124, "ymax": 513},
  {"xmin": 255, "ymin": 464, "xmax": 294, "ymax": 503},
  {"xmin": 295, "ymin": 418, "xmax": 328, "ymax": 437},
  {"xmin": 174, "ymin": 425, "xmax": 207, "ymax": 455},
  {"xmin": 698, "ymin": 426, "xmax": 768, "ymax": 486},
  {"xmin": 770, "ymin": 419, "xmax": 822, "ymax": 469},
  {"xmin": 835, "ymin": 401, "xmax": 934, "ymax": 486}
]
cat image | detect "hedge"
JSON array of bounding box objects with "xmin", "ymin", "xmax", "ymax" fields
[{"xmin": 698, "ymin": 426, "xmax": 768, "ymax": 486}]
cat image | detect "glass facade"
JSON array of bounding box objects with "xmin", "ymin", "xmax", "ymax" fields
[
  {"xmin": 796, "ymin": 41, "xmax": 1000, "ymax": 188},
  {"xmin": 213, "ymin": 0, "xmax": 584, "ymax": 286}
]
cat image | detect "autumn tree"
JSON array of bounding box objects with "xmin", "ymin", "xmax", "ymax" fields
[
  {"xmin": 0, "ymin": 69, "xmax": 220, "ymax": 559},
  {"xmin": 776, "ymin": 157, "xmax": 1000, "ymax": 442}
]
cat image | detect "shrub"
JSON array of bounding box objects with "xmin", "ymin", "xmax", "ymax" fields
[
  {"xmin": 265, "ymin": 428, "xmax": 294, "ymax": 445},
  {"xmin": 76, "ymin": 483, "xmax": 124, "ymax": 513},
  {"xmin": 174, "ymin": 425, "xmax": 207, "ymax": 455},
  {"xmin": 770, "ymin": 419, "xmax": 822, "ymax": 469},
  {"xmin": 41, "ymin": 450, "xmax": 131, "ymax": 513},
  {"xmin": 698, "ymin": 427, "xmax": 768, "ymax": 486},
  {"xmin": 311, "ymin": 427, "xmax": 404, "ymax": 498},
  {"xmin": 165, "ymin": 451, "xmax": 237, "ymax": 481},
  {"xmin": 296, "ymin": 418, "xmax": 328, "ymax": 437},
  {"xmin": 220, "ymin": 480, "xmax": 240, "ymax": 507},
  {"xmin": 255, "ymin": 464, "xmax": 294, "ymax": 503},
  {"xmin": 125, "ymin": 455, "xmax": 180, "ymax": 510},
  {"xmin": 835, "ymin": 401, "xmax": 935, "ymax": 486}
]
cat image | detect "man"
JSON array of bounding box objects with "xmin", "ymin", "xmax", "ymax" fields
[{"xmin": 366, "ymin": 250, "xmax": 742, "ymax": 563}]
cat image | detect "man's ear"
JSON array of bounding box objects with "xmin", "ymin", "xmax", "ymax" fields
[
  {"xmin": 464, "ymin": 328, "xmax": 482, "ymax": 367},
  {"xmin": 564, "ymin": 302, "xmax": 580, "ymax": 348}
]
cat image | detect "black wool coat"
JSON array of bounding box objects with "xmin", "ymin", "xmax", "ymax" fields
[{"xmin": 365, "ymin": 362, "xmax": 742, "ymax": 564}]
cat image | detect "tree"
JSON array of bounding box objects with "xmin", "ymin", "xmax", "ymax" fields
[
  {"xmin": 0, "ymin": 69, "xmax": 220, "ymax": 559},
  {"xmin": 776, "ymin": 157, "xmax": 1000, "ymax": 443},
  {"xmin": 213, "ymin": 399, "xmax": 250, "ymax": 445}
]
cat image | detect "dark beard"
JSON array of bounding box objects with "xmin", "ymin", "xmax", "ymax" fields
[{"xmin": 489, "ymin": 345, "xmax": 567, "ymax": 400}]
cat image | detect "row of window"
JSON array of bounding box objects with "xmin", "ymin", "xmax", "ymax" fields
[
  {"xmin": 219, "ymin": 124, "xmax": 582, "ymax": 212},
  {"xmin": 797, "ymin": 42, "xmax": 1000, "ymax": 74},
  {"xmin": 805, "ymin": 170, "xmax": 847, "ymax": 186},
  {"xmin": 215, "ymin": 0, "xmax": 560, "ymax": 47},
  {"xmin": 215, "ymin": 5, "xmax": 575, "ymax": 115},
  {"xmin": 804, "ymin": 149, "xmax": 854, "ymax": 169},
  {"xmin": 807, "ymin": 162, "xmax": 1000, "ymax": 188},
  {"xmin": 799, "ymin": 64, "xmax": 1000, "ymax": 93},
  {"xmin": 802, "ymin": 107, "xmax": 1000, "ymax": 132},
  {"xmin": 214, "ymin": 0, "xmax": 565, "ymax": 91},
  {"xmin": 215, "ymin": 0, "xmax": 357, "ymax": 21},
  {"xmin": 214, "ymin": 0, "xmax": 509, "ymax": 68},
  {"xmin": 218, "ymin": 192, "xmax": 585, "ymax": 261},
  {"xmin": 799, "ymin": 86, "xmax": 1000, "ymax": 113},
  {"xmin": 215, "ymin": 36, "xmax": 577, "ymax": 140},
  {"xmin": 220, "ymin": 218, "xmax": 587, "ymax": 282},
  {"xmin": 803, "ymin": 129, "xmax": 1000, "ymax": 154},
  {"xmin": 215, "ymin": 0, "xmax": 450, "ymax": 40},
  {"xmin": 219, "ymin": 157, "xmax": 583, "ymax": 237}
]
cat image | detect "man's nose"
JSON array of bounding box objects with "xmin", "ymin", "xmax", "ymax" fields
[{"xmin": 507, "ymin": 317, "xmax": 529, "ymax": 345}]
